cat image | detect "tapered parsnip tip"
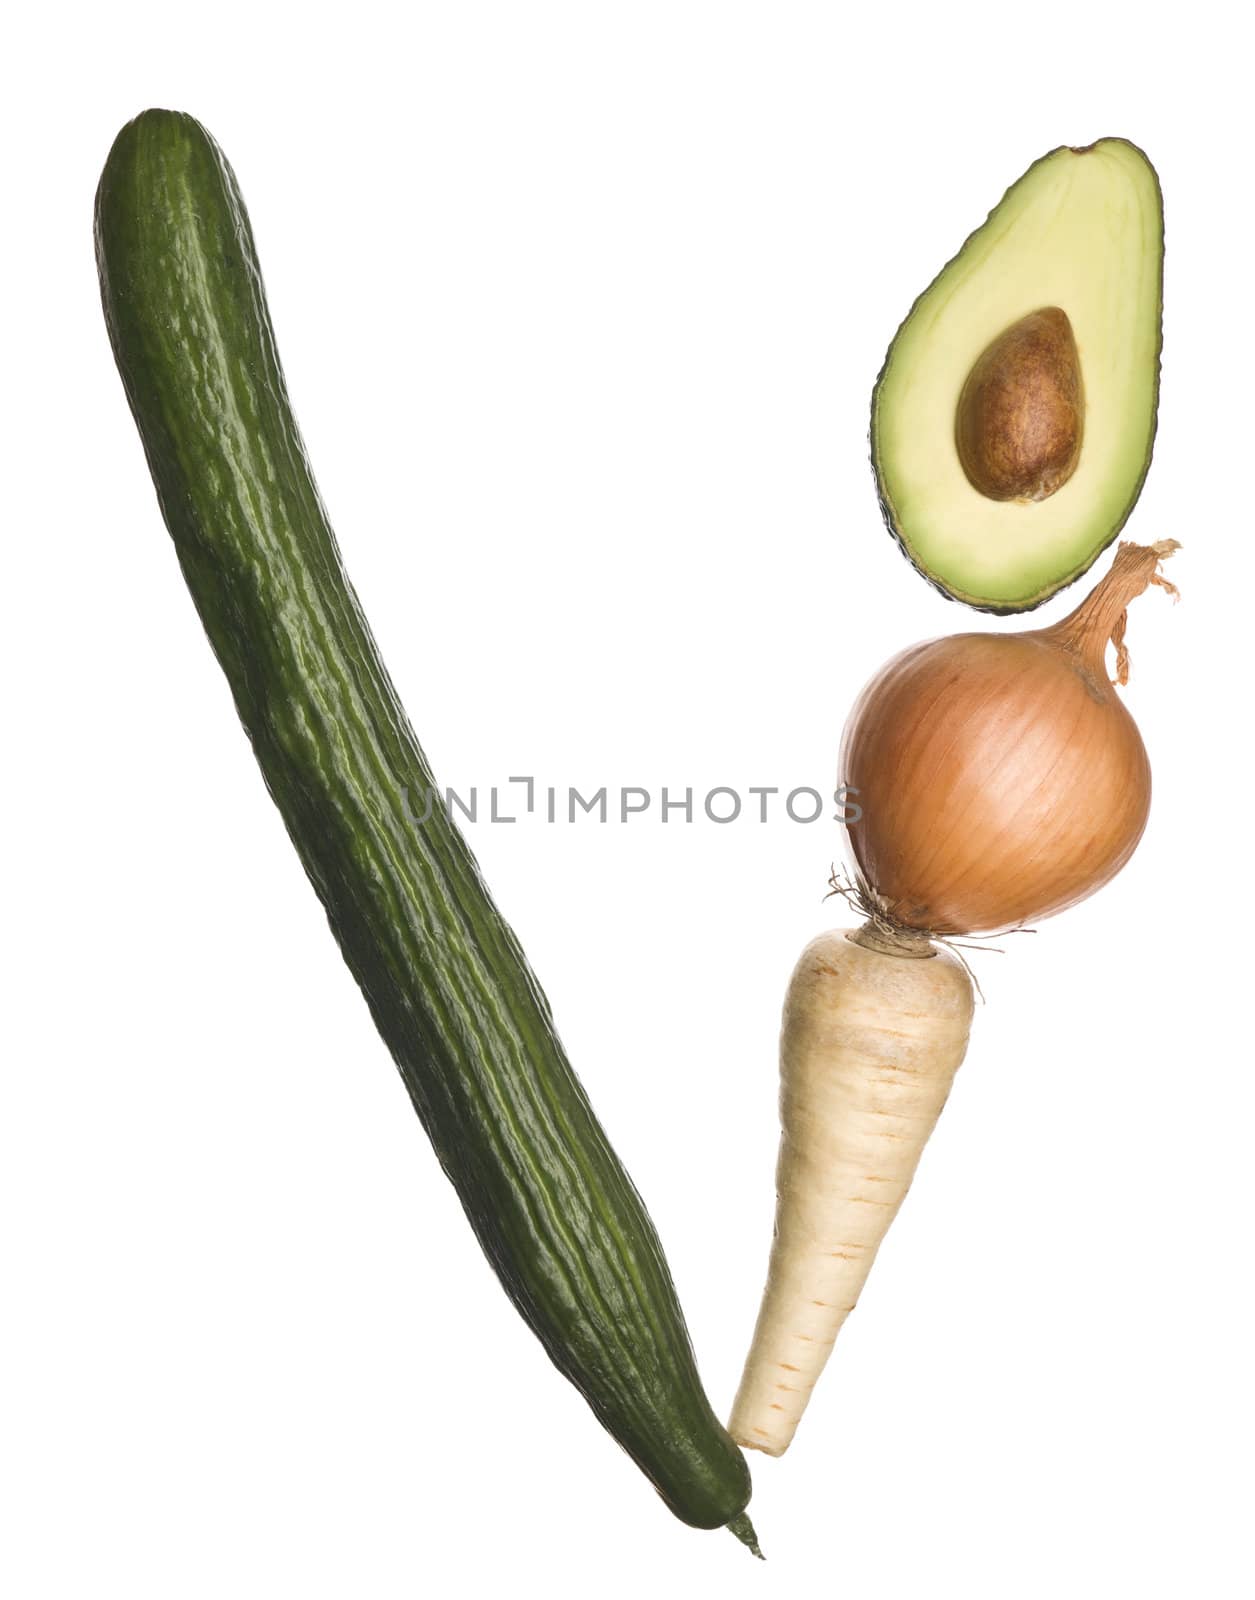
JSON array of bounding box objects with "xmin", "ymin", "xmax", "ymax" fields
[
  {"xmin": 727, "ymin": 1511, "xmax": 765, "ymax": 1559},
  {"xmin": 730, "ymin": 1429, "xmax": 786, "ymax": 1458}
]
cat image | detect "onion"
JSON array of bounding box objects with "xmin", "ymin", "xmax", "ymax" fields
[{"xmin": 839, "ymin": 540, "xmax": 1179, "ymax": 936}]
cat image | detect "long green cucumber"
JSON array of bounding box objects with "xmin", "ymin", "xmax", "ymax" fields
[{"xmin": 95, "ymin": 109, "xmax": 755, "ymax": 1545}]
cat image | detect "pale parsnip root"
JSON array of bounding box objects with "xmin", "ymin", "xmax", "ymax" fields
[{"xmin": 729, "ymin": 924, "xmax": 975, "ymax": 1456}]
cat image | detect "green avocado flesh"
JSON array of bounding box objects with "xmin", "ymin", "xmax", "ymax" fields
[{"xmin": 872, "ymin": 139, "xmax": 1163, "ymax": 612}]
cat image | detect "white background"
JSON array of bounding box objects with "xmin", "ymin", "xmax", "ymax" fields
[{"xmin": 3, "ymin": 4, "xmax": 1251, "ymax": 1596}]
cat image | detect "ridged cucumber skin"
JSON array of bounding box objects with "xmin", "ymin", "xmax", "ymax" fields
[{"xmin": 95, "ymin": 109, "xmax": 750, "ymax": 1533}]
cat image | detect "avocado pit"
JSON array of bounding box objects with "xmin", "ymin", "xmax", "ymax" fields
[{"xmin": 955, "ymin": 306, "xmax": 1084, "ymax": 502}]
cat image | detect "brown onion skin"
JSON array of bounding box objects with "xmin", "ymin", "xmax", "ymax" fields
[{"xmin": 839, "ymin": 629, "xmax": 1151, "ymax": 936}]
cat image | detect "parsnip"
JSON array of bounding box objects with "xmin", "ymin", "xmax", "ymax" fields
[{"xmin": 730, "ymin": 924, "xmax": 975, "ymax": 1456}]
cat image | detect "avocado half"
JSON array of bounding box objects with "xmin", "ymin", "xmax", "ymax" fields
[{"xmin": 871, "ymin": 139, "xmax": 1163, "ymax": 613}]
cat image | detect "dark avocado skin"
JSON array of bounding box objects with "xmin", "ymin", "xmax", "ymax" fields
[
  {"xmin": 95, "ymin": 109, "xmax": 751, "ymax": 1533},
  {"xmin": 869, "ymin": 139, "xmax": 1164, "ymax": 615}
]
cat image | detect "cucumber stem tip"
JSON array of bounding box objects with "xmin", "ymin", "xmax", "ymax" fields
[{"xmin": 727, "ymin": 1511, "xmax": 764, "ymax": 1560}]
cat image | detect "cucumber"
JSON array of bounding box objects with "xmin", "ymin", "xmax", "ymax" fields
[{"xmin": 95, "ymin": 110, "xmax": 755, "ymax": 1544}]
